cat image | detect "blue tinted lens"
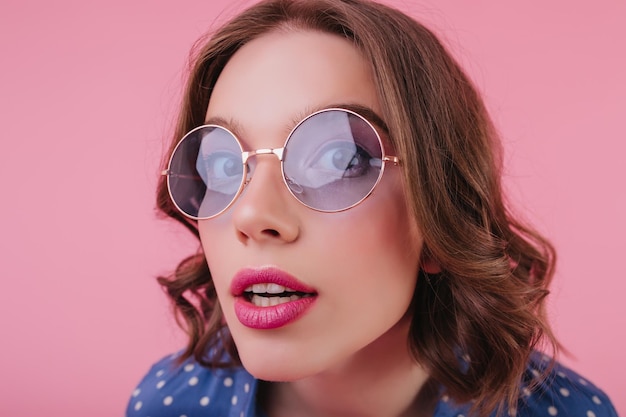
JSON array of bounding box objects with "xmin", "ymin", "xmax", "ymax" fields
[
  {"xmin": 282, "ymin": 109, "xmax": 384, "ymax": 211},
  {"xmin": 167, "ymin": 125, "xmax": 244, "ymax": 219}
]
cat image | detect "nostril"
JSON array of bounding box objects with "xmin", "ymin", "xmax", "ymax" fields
[{"xmin": 263, "ymin": 229, "xmax": 280, "ymax": 237}]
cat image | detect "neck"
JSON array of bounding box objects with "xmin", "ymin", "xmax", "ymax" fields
[{"xmin": 261, "ymin": 317, "xmax": 436, "ymax": 417}]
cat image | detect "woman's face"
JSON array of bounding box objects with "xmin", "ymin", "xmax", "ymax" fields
[{"xmin": 199, "ymin": 29, "xmax": 428, "ymax": 381}]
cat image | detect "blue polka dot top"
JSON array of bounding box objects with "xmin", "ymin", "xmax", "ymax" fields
[{"xmin": 126, "ymin": 351, "xmax": 618, "ymax": 417}]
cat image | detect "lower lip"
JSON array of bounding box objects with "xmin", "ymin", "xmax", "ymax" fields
[{"xmin": 234, "ymin": 296, "xmax": 316, "ymax": 329}]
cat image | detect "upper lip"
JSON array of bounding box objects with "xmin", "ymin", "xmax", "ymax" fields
[{"xmin": 231, "ymin": 266, "xmax": 317, "ymax": 296}]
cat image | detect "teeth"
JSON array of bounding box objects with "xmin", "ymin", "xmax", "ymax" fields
[
  {"xmin": 251, "ymin": 284, "xmax": 265, "ymax": 293},
  {"xmin": 251, "ymin": 294, "xmax": 301, "ymax": 307},
  {"xmin": 244, "ymin": 283, "xmax": 296, "ymax": 294},
  {"xmin": 266, "ymin": 283, "xmax": 286, "ymax": 294}
]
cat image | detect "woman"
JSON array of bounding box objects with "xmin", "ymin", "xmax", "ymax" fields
[{"xmin": 127, "ymin": 0, "xmax": 617, "ymax": 416}]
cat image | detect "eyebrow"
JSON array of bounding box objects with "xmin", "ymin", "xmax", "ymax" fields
[
  {"xmin": 204, "ymin": 103, "xmax": 390, "ymax": 142},
  {"xmin": 203, "ymin": 115, "xmax": 244, "ymax": 137},
  {"xmin": 294, "ymin": 103, "xmax": 390, "ymax": 136}
]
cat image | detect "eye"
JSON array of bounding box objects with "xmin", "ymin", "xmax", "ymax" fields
[
  {"xmin": 310, "ymin": 140, "xmax": 372, "ymax": 178},
  {"xmin": 196, "ymin": 151, "xmax": 243, "ymax": 188}
]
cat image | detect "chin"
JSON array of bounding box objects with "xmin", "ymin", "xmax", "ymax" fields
[
  {"xmin": 239, "ymin": 353, "xmax": 311, "ymax": 382},
  {"xmin": 231, "ymin": 334, "xmax": 326, "ymax": 382}
]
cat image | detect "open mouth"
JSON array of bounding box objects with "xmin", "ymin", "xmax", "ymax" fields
[{"xmin": 243, "ymin": 283, "xmax": 316, "ymax": 307}]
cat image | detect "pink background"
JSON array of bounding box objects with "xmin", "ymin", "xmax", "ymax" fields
[{"xmin": 1, "ymin": 0, "xmax": 624, "ymax": 415}]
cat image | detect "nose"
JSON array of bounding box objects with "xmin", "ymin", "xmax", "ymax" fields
[{"xmin": 231, "ymin": 154, "xmax": 300, "ymax": 245}]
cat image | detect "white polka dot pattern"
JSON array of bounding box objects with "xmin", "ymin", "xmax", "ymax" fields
[{"xmin": 125, "ymin": 350, "xmax": 618, "ymax": 417}]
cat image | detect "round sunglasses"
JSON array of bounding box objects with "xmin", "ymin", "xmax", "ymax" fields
[{"xmin": 162, "ymin": 108, "xmax": 400, "ymax": 220}]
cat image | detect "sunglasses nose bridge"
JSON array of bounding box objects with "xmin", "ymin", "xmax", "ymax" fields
[
  {"xmin": 242, "ymin": 147, "xmax": 285, "ymax": 163},
  {"xmin": 241, "ymin": 147, "xmax": 286, "ymax": 185}
]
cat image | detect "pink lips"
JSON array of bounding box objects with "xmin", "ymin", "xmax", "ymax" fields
[{"xmin": 231, "ymin": 267, "xmax": 317, "ymax": 329}]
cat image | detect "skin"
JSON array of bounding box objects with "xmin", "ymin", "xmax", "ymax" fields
[{"xmin": 199, "ymin": 29, "xmax": 440, "ymax": 417}]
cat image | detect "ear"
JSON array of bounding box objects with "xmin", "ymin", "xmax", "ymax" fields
[{"xmin": 420, "ymin": 252, "xmax": 441, "ymax": 274}]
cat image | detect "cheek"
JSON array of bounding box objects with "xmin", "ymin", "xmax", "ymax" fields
[
  {"xmin": 198, "ymin": 220, "xmax": 236, "ymax": 297},
  {"xmin": 317, "ymin": 186, "xmax": 423, "ymax": 297},
  {"xmin": 348, "ymin": 177, "xmax": 421, "ymax": 260}
]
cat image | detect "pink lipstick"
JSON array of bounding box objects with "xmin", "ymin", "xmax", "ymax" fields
[{"xmin": 231, "ymin": 267, "xmax": 317, "ymax": 329}]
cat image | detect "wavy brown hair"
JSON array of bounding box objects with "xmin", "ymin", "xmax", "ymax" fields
[{"xmin": 155, "ymin": 0, "xmax": 558, "ymax": 415}]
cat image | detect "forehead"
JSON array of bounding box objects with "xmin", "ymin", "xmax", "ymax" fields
[{"xmin": 205, "ymin": 29, "xmax": 381, "ymax": 142}]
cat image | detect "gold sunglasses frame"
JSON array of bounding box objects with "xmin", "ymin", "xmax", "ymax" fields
[{"xmin": 162, "ymin": 107, "xmax": 400, "ymax": 220}]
